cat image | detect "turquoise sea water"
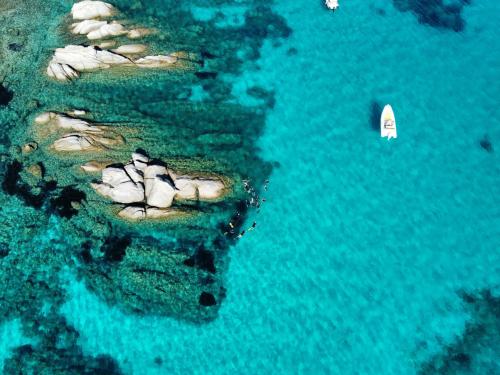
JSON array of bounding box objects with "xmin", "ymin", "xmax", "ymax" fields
[{"xmin": 1, "ymin": 0, "xmax": 500, "ymax": 374}]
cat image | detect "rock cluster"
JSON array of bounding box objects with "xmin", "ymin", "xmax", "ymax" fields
[
  {"xmin": 47, "ymin": 1, "xmax": 196, "ymax": 81},
  {"xmin": 90, "ymin": 152, "xmax": 226, "ymax": 220},
  {"xmin": 35, "ymin": 111, "xmax": 124, "ymax": 152}
]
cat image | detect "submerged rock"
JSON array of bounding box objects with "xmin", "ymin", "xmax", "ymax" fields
[
  {"xmin": 134, "ymin": 55, "xmax": 178, "ymax": 68},
  {"xmin": 21, "ymin": 142, "xmax": 38, "ymax": 154},
  {"xmin": 112, "ymin": 44, "xmax": 147, "ymax": 55}
]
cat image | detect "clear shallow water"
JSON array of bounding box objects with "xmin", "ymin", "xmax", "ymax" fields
[
  {"xmin": 2, "ymin": 0, "xmax": 500, "ymax": 374},
  {"xmin": 56, "ymin": 1, "xmax": 500, "ymax": 374}
]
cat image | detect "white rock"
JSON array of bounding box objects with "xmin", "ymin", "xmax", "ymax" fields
[
  {"xmin": 87, "ymin": 22, "xmax": 127, "ymax": 40},
  {"xmin": 132, "ymin": 152, "xmax": 149, "ymax": 171},
  {"xmin": 71, "ymin": 1, "xmax": 115, "ymax": 20},
  {"xmin": 174, "ymin": 177, "xmax": 225, "ymax": 200},
  {"xmin": 91, "ymin": 182, "xmax": 112, "ymax": 197},
  {"xmin": 102, "ymin": 166, "xmax": 130, "ymax": 186},
  {"xmin": 35, "ymin": 112, "xmax": 99, "ymax": 132},
  {"xmin": 196, "ymin": 179, "xmax": 225, "ymax": 199},
  {"xmin": 124, "ymin": 163, "xmax": 144, "ymax": 184},
  {"xmin": 92, "ymin": 181, "xmax": 144, "ymax": 204},
  {"xmin": 71, "ymin": 19, "xmax": 107, "ymax": 35},
  {"xmin": 118, "ymin": 205, "xmax": 146, "ymax": 220},
  {"xmin": 134, "ymin": 55, "xmax": 177, "ymax": 68},
  {"xmin": 146, "ymin": 175, "xmax": 176, "ymax": 208},
  {"xmin": 47, "ymin": 62, "xmax": 79, "ymax": 81},
  {"xmin": 67, "ymin": 109, "xmax": 87, "ymax": 116},
  {"xmin": 112, "ymin": 44, "xmax": 147, "ymax": 55},
  {"xmin": 144, "ymin": 164, "xmax": 168, "ymax": 195},
  {"xmin": 53, "ymin": 134, "xmax": 93, "ymax": 151},
  {"xmin": 110, "ymin": 181, "xmax": 144, "ymax": 203},
  {"xmin": 173, "ymin": 178, "xmax": 198, "ymax": 200},
  {"xmin": 56, "ymin": 116, "xmax": 100, "ymax": 132},
  {"xmin": 143, "ymin": 164, "xmax": 168, "ymax": 180},
  {"xmin": 98, "ymin": 40, "xmax": 117, "ymax": 49},
  {"xmin": 52, "ymin": 45, "xmax": 129, "ymax": 72}
]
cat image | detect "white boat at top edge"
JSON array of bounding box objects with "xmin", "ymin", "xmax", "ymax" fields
[
  {"xmin": 380, "ymin": 104, "xmax": 397, "ymax": 140},
  {"xmin": 325, "ymin": 0, "xmax": 339, "ymax": 11}
]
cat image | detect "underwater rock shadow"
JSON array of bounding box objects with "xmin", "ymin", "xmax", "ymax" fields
[
  {"xmin": 392, "ymin": 0, "xmax": 472, "ymax": 32},
  {"xmin": 370, "ymin": 100, "xmax": 382, "ymax": 132}
]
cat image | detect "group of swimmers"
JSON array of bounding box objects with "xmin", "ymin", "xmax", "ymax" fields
[{"xmin": 224, "ymin": 178, "xmax": 269, "ymax": 239}]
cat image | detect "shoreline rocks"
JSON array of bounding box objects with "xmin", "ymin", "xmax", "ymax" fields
[
  {"xmin": 46, "ymin": 1, "xmax": 197, "ymax": 81},
  {"xmin": 34, "ymin": 111, "xmax": 124, "ymax": 152}
]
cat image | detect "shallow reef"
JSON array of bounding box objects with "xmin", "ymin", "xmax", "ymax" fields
[
  {"xmin": 0, "ymin": 0, "xmax": 290, "ymax": 371},
  {"xmin": 392, "ymin": 0, "xmax": 472, "ymax": 31},
  {"xmin": 418, "ymin": 290, "xmax": 500, "ymax": 374}
]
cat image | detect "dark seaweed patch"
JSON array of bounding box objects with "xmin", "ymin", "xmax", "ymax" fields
[
  {"xmin": 392, "ymin": 0, "xmax": 472, "ymax": 32},
  {"xmin": 195, "ymin": 72, "xmax": 218, "ymax": 80},
  {"xmin": 8, "ymin": 43, "xmax": 23, "ymax": 52},
  {"xmin": 0, "ymin": 83, "xmax": 13, "ymax": 106},
  {"xmin": 199, "ymin": 292, "xmax": 217, "ymax": 306},
  {"xmin": 183, "ymin": 246, "xmax": 216, "ymax": 274},
  {"xmin": 80, "ymin": 241, "xmax": 93, "ymax": 264},
  {"xmin": 154, "ymin": 356, "xmax": 163, "ymax": 366},
  {"xmin": 1, "ymin": 160, "xmax": 46, "ymax": 208},
  {"xmin": 4, "ymin": 345, "xmax": 123, "ymax": 375},
  {"xmin": 50, "ymin": 186, "xmax": 86, "ymax": 218},
  {"xmin": 101, "ymin": 236, "xmax": 132, "ymax": 262}
]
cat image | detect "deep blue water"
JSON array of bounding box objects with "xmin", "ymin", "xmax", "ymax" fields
[{"xmin": 1, "ymin": 0, "xmax": 500, "ymax": 374}]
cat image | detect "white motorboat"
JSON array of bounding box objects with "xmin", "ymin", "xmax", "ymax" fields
[
  {"xmin": 325, "ymin": 0, "xmax": 339, "ymax": 11},
  {"xmin": 380, "ymin": 104, "xmax": 397, "ymax": 140}
]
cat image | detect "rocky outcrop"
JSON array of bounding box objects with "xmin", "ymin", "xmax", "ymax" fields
[
  {"xmin": 91, "ymin": 153, "xmax": 227, "ymax": 220},
  {"xmin": 47, "ymin": 45, "xmax": 195, "ymax": 81},
  {"xmin": 46, "ymin": 1, "xmax": 197, "ymax": 81}
]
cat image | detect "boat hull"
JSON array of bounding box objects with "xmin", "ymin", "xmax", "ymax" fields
[{"xmin": 380, "ymin": 104, "xmax": 397, "ymax": 140}]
